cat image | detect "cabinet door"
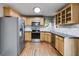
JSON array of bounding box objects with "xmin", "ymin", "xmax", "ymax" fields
[
  {"xmin": 48, "ymin": 33, "xmax": 52, "ymax": 43},
  {"xmin": 40, "ymin": 18, "xmax": 44, "ymax": 25},
  {"xmin": 44, "ymin": 32, "xmax": 51, "ymax": 43},
  {"xmin": 26, "ymin": 18, "xmax": 32, "ymax": 26},
  {"xmin": 51, "ymin": 34, "xmax": 55, "ymax": 47},
  {"xmin": 55, "ymin": 36, "xmax": 64, "ymax": 55},
  {"xmin": 25, "ymin": 32, "xmax": 31, "ymax": 41},
  {"xmin": 40, "ymin": 32, "xmax": 45, "ymax": 41},
  {"xmin": 3, "ymin": 7, "xmax": 20, "ymax": 18},
  {"xmin": 55, "ymin": 36, "xmax": 59, "ymax": 50},
  {"xmin": 58, "ymin": 36, "xmax": 64, "ymax": 55},
  {"xmin": 59, "ymin": 39, "xmax": 64, "ymax": 55},
  {"xmin": 3, "ymin": 7, "xmax": 10, "ymax": 16},
  {"xmin": 44, "ymin": 33, "xmax": 48, "ymax": 42}
]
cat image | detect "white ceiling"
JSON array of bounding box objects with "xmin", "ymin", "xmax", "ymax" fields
[{"xmin": 2, "ymin": 3, "xmax": 67, "ymax": 16}]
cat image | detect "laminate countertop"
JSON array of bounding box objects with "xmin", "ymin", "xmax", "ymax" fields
[
  {"xmin": 41, "ymin": 29, "xmax": 79, "ymax": 38},
  {"xmin": 24, "ymin": 27, "xmax": 79, "ymax": 38}
]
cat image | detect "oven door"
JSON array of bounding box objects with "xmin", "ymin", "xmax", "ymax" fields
[
  {"xmin": 32, "ymin": 31, "xmax": 40, "ymax": 42},
  {"xmin": 32, "ymin": 32, "xmax": 40, "ymax": 39}
]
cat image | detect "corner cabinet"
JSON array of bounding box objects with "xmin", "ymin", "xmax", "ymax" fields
[
  {"xmin": 55, "ymin": 3, "xmax": 79, "ymax": 26},
  {"xmin": 40, "ymin": 32, "xmax": 52, "ymax": 43}
]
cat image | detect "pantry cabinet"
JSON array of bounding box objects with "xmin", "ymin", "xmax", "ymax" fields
[
  {"xmin": 55, "ymin": 3, "xmax": 79, "ymax": 26},
  {"xmin": 55, "ymin": 35, "xmax": 64, "ymax": 55},
  {"xmin": 40, "ymin": 32, "xmax": 52, "ymax": 43},
  {"xmin": 25, "ymin": 32, "xmax": 31, "ymax": 41}
]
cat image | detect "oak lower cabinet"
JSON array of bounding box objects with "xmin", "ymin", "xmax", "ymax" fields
[
  {"xmin": 55, "ymin": 36, "xmax": 59, "ymax": 51},
  {"xmin": 51, "ymin": 34, "xmax": 55, "ymax": 47},
  {"xmin": 55, "ymin": 35, "xmax": 79, "ymax": 56},
  {"xmin": 40, "ymin": 32, "xmax": 45, "ymax": 41},
  {"xmin": 45, "ymin": 32, "xmax": 52, "ymax": 43},
  {"xmin": 55, "ymin": 35, "xmax": 64, "ymax": 55},
  {"xmin": 25, "ymin": 32, "xmax": 31, "ymax": 41},
  {"xmin": 40, "ymin": 32, "xmax": 52, "ymax": 43}
]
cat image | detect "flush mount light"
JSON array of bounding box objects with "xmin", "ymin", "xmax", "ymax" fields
[{"xmin": 34, "ymin": 7, "xmax": 40, "ymax": 13}]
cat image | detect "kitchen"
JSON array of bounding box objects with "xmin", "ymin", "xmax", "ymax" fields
[{"xmin": 0, "ymin": 3, "xmax": 79, "ymax": 56}]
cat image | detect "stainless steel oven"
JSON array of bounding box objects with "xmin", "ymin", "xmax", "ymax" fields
[
  {"xmin": 32, "ymin": 30, "xmax": 40, "ymax": 39},
  {"xmin": 32, "ymin": 22, "xmax": 40, "ymax": 42}
]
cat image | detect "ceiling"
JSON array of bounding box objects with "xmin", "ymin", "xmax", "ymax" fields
[{"xmin": 2, "ymin": 3, "xmax": 67, "ymax": 16}]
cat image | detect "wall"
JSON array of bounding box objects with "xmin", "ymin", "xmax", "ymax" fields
[{"xmin": 64, "ymin": 38, "xmax": 78, "ymax": 56}]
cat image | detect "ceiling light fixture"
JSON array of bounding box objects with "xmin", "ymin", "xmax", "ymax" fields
[{"xmin": 34, "ymin": 7, "xmax": 40, "ymax": 13}]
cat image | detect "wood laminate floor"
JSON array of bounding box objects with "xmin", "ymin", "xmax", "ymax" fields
[{"xmin": 20, "ymin": 42, "xmax": 61, "ymax": 56}]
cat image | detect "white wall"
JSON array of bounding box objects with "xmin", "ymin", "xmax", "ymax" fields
[{"xmin": 64, "ymin": 38, "xmax": 78, "ymax": 56}]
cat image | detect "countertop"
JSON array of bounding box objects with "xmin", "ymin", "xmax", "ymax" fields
[
  {"xmin": 40, "ymin": 29, "xmax": 79, "ymax": 38},
  {"xmin": 25, "ymin": 27, "xmax": 79, "ymax": 38}
]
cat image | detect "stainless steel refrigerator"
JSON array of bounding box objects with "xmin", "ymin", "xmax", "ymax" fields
[{"xmin": 0, "ymin": 16, "xmax": 25, "ymax": 56}]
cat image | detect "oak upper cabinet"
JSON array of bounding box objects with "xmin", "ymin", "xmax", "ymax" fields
[
  {"xmin": 22, "ymin": 17, "xmax": 26, "ymax": 25},
  {"xmin": 25, "ymin": 17, "xmax": 32, "ymax": 26},
  {"xmin": 24, "ymin": 17, "xmax": 44, "ymax": 26},
  {"xmin": 55, "ymin": 35, "xmax": 64, "ymax": 55},
  {"xmin": 32, "ymin": 17, "xmax": 44, "ymax": 26},
  {"xmin": 3, "ymin": 6, "xmax": 21, "ymax": 18},
  {"xmin": 25, "ymin": 32, "xmax": 31, "ymax": 41},
  {"xmin": 40, "ymin": 17, "xmax": 44, "ymax": 25},
  {"xmin": 3, "ymin": 7, "xmax": 10, "ymax": 16},
  {"xmin": 55, "ymin": 3, "xmax": 79, "ymax": 26},
  {"xmin": 55, "ymin": 12, "xmax": 62, "ymax": 25}
]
